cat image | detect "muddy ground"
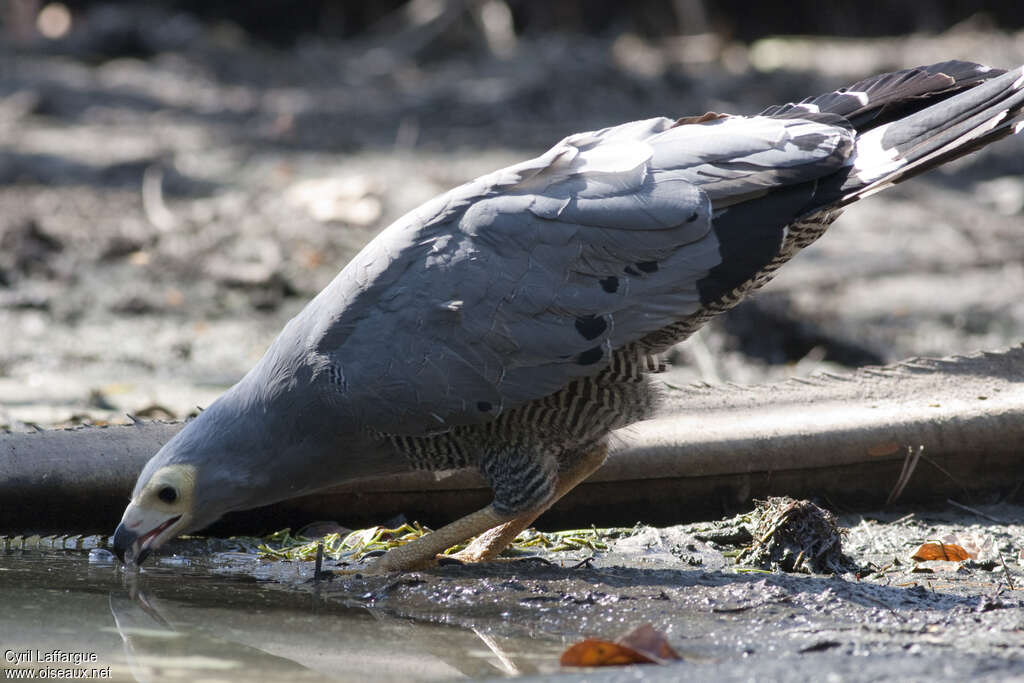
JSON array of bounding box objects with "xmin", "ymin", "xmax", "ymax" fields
[
  {"xmin": 4, "ymin": 500, "xmax": 1024, "ymax": 681},
  {"xmin": 173, "ymin": 500, "xmax": 1023, "ymax": 681},
  {"xmin": 2, "ymin": 6, "xmax": 1024, "ymax": 681}
]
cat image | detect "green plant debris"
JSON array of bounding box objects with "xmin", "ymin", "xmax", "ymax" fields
[{"xmin": 257, "ymin": 523, "xmax": 638, "ymax": 563}]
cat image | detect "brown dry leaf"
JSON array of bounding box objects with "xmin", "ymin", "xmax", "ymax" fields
[
  {"xmin": 560, "ymin": 640, "xmax": 651, "ymax": 667},
  {"xmin": 560, "ymin": 624, "xmax": 681, "ymax": 667},
  {"xmin": 911, "ymin": 542, "xmax": 970, "ymax": 562}
]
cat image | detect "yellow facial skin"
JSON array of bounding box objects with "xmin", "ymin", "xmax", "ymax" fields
[{"xmin": 113, "ymin": 464, "xmax": 197, "ymax": 566}]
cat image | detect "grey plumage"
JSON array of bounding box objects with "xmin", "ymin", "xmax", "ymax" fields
[
  {"xmin": 301, "ymin": 113, "xmax": 853, "ymax": 436},
  {"xmin": 113, "ymin": 61, "xmax": 1024, "ymax": 570}
]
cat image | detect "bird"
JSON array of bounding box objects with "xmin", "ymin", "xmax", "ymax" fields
[{"xmin": 113, "ymin": 60, "xmax": 1024, "ymax": 572}]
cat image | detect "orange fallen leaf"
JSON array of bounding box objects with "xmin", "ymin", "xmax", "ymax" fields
[
  {"xmin": 560, "ymin": 624, "xmax": 681, "ymax": 667},
  {"xmin": 560, "ymin": 640, "xmax": 651, "ymax": 667},
  {"xmin": 911, "ymin": 542, "xmax": 970, "ymax": 562}
]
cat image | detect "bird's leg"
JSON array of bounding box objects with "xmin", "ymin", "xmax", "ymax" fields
[
  {"xmin": 447, "ymin": 442, "xmax": 608, "ymax": 564},
  {"xmin": 367, "ymin": 441, "xmax": 591, "ymax": 573},
  {"xmin": 366, "ymin": 505, "xmax": 511, "ymax": 573}
]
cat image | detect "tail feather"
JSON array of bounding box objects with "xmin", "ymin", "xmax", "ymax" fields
[
  {"xmin": 842, "ymin": 65, "xmax": 1024, "ymax": 200},
  {"xmin": 773, "ymin": 62, "xmax": 1024, "ymax": 219},
  {"xmin": 688, "ymin": 61, "xmax": 1022, "ymax": 324},
  {"xmin": 761, "ymin": 60, "xmax": 1000, "ymax": 130}
]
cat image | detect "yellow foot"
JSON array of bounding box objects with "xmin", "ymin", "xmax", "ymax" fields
[
  {"xmin": 363, "ymin": 506, "xmax": 509, "ymax": 574},
  {"xmin": 444, "ymin": 522, "xmax": 524, "ymax": 563},
  {"xmin": 443, "ymin": 548, "xmax": 492, "ymax": 564}
]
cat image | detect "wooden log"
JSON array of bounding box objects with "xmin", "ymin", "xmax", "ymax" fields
[{"xmin": 1, "ymin": 347, "xmax": 1021, "ymax": 534}]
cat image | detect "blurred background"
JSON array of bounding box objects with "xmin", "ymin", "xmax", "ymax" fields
[{"xmin": 1, "ymin": 0, "xmax": 1023, "ymax": 427}]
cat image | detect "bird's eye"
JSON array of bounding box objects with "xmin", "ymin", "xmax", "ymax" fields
[{"xmin": 157, "ymin": 486, "xmax": 178, "ymax": 504}]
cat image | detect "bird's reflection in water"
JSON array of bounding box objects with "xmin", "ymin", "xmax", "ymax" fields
[
  {"xmin": 107, "ymin": 565, "xmax": 539, "ymax": 681},
  {"xmin": 109, "ymin": 576, "xmax": 314, "ymax": 682}
]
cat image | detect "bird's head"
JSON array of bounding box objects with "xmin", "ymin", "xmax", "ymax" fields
[
  {"xmin": 110, "ymin": 396, "xmax": 268, "ymax": 567},
  {"xmin": 112, "ymin": 461, "xmax": 199, "ymax": 566},
  {"xmin": 112, "ymin": 364, "xmax": 407, "ymax": 567},
  {"xmin": 111, "ymin": 377, "xmax": 301, "ymax": 567}
]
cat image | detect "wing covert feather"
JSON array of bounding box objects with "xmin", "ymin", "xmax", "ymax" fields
[{"xmin": 296, "ymin": 115, "xmax": 854, "ymax": 434}]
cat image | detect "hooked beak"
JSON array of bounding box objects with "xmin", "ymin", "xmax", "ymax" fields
[{"xmin": 112, "ymin": 503, "xmax": 183, "ymax": 567}]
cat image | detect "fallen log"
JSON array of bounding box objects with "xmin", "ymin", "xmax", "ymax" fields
[{"xmin": 1, "ymin": 346, "xmax": 1021, "ymax": 534}]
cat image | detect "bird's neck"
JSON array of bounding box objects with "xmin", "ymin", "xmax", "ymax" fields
[{"xmin": 214, "ymin": 376, "xmax": 412, "ymax": 504}]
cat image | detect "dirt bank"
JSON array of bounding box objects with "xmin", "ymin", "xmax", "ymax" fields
[{"xmin": 2, "ymin": 13, "xmax": 1023, "ymax": 427}]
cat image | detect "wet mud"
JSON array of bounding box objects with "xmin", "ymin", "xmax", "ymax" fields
[{"xmin": 8, "ymin": 501, "xmax": 1021, "ymax": 681}]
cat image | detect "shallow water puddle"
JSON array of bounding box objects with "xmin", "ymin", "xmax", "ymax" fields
[{"xmin": 0, "ymin": 550, "xmax": 563, "ymax": 682}]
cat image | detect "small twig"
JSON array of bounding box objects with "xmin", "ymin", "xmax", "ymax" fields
[
  {"xmin": 314, "ymin": 541, "xmax": 324, "ymax": 585},
  {"xmin": 472, "ymin": 627, "xmax": 522, "ymax": 676},
  {"xmin": 946, "ymin": 498, "xmax": 1005, "ymax": 524},
  {"xmin": 998, "ymin": 551, "xmax": 1015, "ymax": 590},
  {"xmin": 712, "ymin": 596, "xmax": 791, "ymax": 613},
  {"xmin": 921, "ymin": 454, "xmax": 969, "ymax": 495},
  {"xmin": 793, "ymin": 550, "xmax": 806, "ymax": 573},
  {"xmin": 570, "ymin": 556, "xmax": 595, "ymax": 570},
  {"xmin": 886, "ymin": 445, "xmax": 923, "ymax": 505},
  {"xmin": 711, "ymin": 604, "xmax": 757, "ymax": 613},
  {"xmin": 890, "ymin": 512, "xmax": 916, "ymax": 525}
]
